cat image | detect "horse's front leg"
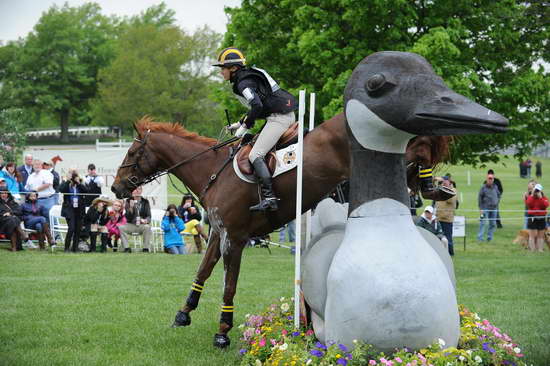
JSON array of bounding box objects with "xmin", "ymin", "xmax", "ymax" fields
[
  {"xmin": 214, "ymin": 240, "xmax": 246, "ymax": 348},
  {"xmin": 172, "ymin": 231, "xmax": 221, "ymax": 327}
]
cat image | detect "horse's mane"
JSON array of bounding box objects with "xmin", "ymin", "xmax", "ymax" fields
[{"xmin": 134, "ymin": 116, "xmax": 217, "ymax": 145}]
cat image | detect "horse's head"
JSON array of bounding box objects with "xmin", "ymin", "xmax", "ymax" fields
[{"xmin": 111, "ymin": 125, "xmax": 163, "ymax": 199}]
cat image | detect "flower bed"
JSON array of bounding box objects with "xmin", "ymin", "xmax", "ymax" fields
[{"xmin": 238, "ymin": 298, "xmax": 526, "ymax": 366}]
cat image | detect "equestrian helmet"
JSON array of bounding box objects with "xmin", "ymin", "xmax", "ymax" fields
[{"xmin": 213, "ymin": 47, "xmax": 246, "ymax": 67}]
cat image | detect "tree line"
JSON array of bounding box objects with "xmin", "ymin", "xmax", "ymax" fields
[{"xmin": 1, "ymin": 1, "xmax": 548, "ymax": 165}]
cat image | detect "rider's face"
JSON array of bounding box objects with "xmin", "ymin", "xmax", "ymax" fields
[{"xmin": 220, "ymin": 67, "xmax": 232, "ymax": 81}]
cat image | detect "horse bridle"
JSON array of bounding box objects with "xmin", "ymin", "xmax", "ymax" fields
[{"xmin": 118, "ymin": 129, "xmax": 240, "ymax": 192}]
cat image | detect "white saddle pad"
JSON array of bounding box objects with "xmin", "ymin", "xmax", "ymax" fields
[{"xmin": 233, "ymin": 143, "xmax": 298, "ymax": 183}]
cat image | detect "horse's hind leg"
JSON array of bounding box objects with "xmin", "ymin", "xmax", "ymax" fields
[
  {"xmin": 213, "ymin": 241, "xmax": 246, "ymax": 348},
  {"xmin": 172, "ymin": 231, "xmax": 221, "ymax": 327}
]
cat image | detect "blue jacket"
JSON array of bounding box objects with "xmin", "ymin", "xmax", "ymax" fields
[
  {"xmin": 0, "ymin": 170, "xmax": 24, "ymax": 195},
  {"xmin": 161, "ymin": 215, "xmax": 185, "ymax": 248}
]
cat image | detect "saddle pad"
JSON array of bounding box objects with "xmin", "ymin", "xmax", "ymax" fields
[
  {"xmin": 233, "ymin": 143, "xmax": 299, "ymax": 184},
  {"xmin": 236, "ymin": 145, "xmax": 277, "ymax": 175}
]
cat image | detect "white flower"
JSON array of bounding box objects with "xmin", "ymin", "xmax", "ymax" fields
[
  {"xmin": 255, "ymin": 360, "xmax": 262, "ymax": 366},
  {"xmin": 514, "ymin": 347, "xmax": 521, "ymax": 354},
  {"xmin": 245, "ymin": 313, "xmax": 250, "ymax": 319},
  {"xmin": 238, "ymin": 324, "xmax": 245, "ymax": 329},
  {"xmin": 466, "ymin": 350, "xmax": 473, "ymax": 356},
  {"xmin": 353, "ymin": 339, "xmax": 358, "ymax": 344},
  {"xmin": 446, "ymin": 363, "xmax": 453, "ymax": 366},
  {"xmin": 438, "ymin": 338, "xmax": 446, "ymax": 348},
  {"xmin": 474, "ymin": 313, "xmax": 480, "ymax": 320},
  {"xmin": 458, "ymin": 356, "xmax": 465, "ymax": 361},
  {"xmin": 280, "ymin": 297, "xmax": 285, "ymax": 302},
  {"xmin": 291, "ymin": 297, "xmax": 295, "ymax": 301},
  {"xmin": 281, "ymin": 303, "xmax": 290, "ymax": 312},
  {"xmin": 306, "ymin": 360, "xmax": 313, "ymax": 365},
  {"xmin": 474, "ymin": 355, "xmax": 482, "ymax": 363},
  {"xmin": 279, "ymin": 343, "xmax": 288, "ymax": 351}
]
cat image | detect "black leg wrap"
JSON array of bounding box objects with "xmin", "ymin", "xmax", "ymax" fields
[
  {"xmin": 220, "ymin": 310, "xmax": 234, "ymax": 328},
  {"xmin": 172, "ymin": 310, "xmax": 191, "ymax": 327},
  {"xmin": 186, "ymin": 280, "xmax": 204, "ymax": 310},
  {"xmin": 213, "ymin": 333, "xmax": 231, "ymax": 348}
]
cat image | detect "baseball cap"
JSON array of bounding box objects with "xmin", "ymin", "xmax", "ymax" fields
[
  {"xmin": 424, "ymin": 206, "xmax": 434, "ymax": 214},
  {"xmin": 534, "ymin": 183, "xmax": 543, "ymax": 191}
]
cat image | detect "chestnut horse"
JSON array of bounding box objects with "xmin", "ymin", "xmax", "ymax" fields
[{"xmin": 111, "ymin": 113, "xmax": 449, "ymax": 348}]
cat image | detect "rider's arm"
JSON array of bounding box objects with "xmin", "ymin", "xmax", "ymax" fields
[{"xmin": 237, "ymin": 78, "xmax": 263, "ymax": 129}]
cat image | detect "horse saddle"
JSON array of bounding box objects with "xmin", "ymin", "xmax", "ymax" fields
[{"xmin": 236, "ymin": 122, "xmax": 300, "ymax": 175}]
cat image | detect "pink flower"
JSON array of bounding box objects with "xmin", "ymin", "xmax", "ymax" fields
[
  {"xmin": 406, "ymin": 364, "xmax": 411, "ymax": 366},
  {"xmin": 482, "ymin": 319, "xmax": 490, "ymax": 326},
  {"xmin": 387, "ymin": 362, "xmax": 394, "ymax": 366},
  {"xmin": 369, "ymin": 361, "xmax": 377, "ymax": 365},
  {"xmin": 255, "ymin": 329, "xmax": 261, "ymax": 334},
  {"xmin": 380, "ymin": 358, "xmax": 387, "ymax": 364},
  {"xmin": 411, "ymin": 361, "xmax": 418, "ymax": 366},
  {"xmin": 270, "ymin": 339, "xmax": 277, "ymax": 346},
  {"xmin": 306, "ymin": 329, "xmax": 314, "ymax": 336},
  {"xmin": 282, "ymin": 329, "xmax": 288, "ymax": 336},
  {"xmin": 395, "ymin": 357, "xmax": 402, "ymax": 363},
  {"xmin": 259, "ymin": 338, "xmax": 266, "ymax": 347}
]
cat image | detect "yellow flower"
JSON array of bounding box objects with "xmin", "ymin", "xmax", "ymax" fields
[{"xmin": 336, "ymin": 354, "xmax": 341, "ymax": 358}]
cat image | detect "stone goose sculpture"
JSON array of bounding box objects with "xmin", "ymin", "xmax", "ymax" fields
[{"xmin": 304, "ymin": 51, "xmax": 508, "ymax": 352}]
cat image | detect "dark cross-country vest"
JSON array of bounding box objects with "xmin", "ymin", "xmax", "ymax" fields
[{"xmin": 232, "ymin": 67, "xmax": 297, "ymax": 118}]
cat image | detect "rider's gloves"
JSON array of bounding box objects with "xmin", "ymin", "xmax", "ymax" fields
[
  {"xmin": 227, "ymin": 122, "xmax": 241, "ymax": 132},
  {"xmin": 235, "ymin": 125, "xmax": 249, "ymax": 138}
]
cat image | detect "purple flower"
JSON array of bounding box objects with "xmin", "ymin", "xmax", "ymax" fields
[
  {"xmin": 338, "ymin": 344, "xmax": 348, "ymax": 352},
  {"xmin": 310, "ymin": 349, "xmax": 324, "ymax": 357},
  {"xmin": 346, "ymin": 353, "xmax": 353, "ymax": 360},
  {"xmin": 292, "ymin": 331, "xmax": 300, "ymax": 337},
  {"xmin": 482, "ymin": 342, "xmax": 489, "ymax": 351},
  {"xmin": 315, "ymin": 341, "xmax": 327, "ymax": 350},
  {"xmin": 287, "ymin": 315, "xmax": 293, "ymax": 320},
  {"xmin": 337, "ymin": 359, "xmax": 348, "ymax": 365},
  {"xmin": 239, "ymin": 349, "xmax": 247, "ymax": 355}
]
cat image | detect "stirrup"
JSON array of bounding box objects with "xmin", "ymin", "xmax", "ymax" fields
[{"xmin": 250, "ymin": 197, "xmax": 279, "ymax": 212}]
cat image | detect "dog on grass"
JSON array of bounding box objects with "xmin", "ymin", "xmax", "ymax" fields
[{"xmin": 512, "ymin": 228, "xmax": 550, "ymax": 250}]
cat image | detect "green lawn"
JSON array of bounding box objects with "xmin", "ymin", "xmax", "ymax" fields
[{"xmin": 1, "ymin": 155, "xmax": 549, "ymax": 365}]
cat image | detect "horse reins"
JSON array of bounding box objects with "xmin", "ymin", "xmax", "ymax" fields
[{"xmin": 120, "ymin": 129, "xmax": 241, "ymax": 201}]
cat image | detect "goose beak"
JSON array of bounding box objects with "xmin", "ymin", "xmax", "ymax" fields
[{"xmin": 410, "ymin": 91, "xmax": 508, "ymax": 135}]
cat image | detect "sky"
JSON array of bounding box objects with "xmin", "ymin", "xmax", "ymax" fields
[{"xmin": 0, "ymin": 0, "xmax": 243, "ymax": 43}]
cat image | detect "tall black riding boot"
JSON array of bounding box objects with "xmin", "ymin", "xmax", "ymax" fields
[{"xmin": 250, "ymin": 158, "xmax": 278, "ymax": 212}]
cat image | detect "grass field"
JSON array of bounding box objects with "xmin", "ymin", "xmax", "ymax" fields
[{"xmin": 1, "ymin": 155, "xmax": 549, "ymax": 365}]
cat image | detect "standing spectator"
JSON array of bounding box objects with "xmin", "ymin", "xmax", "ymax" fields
[
  {"xmin": 120, "ymin": 187, "xmax": 153, "ymax": 253},
  {"xmin": 59, "ymin": 168, "xmax": 88, "ymax": 252},
  {"xmin": 25, "ymin": 159, "xmax": 57, "ymax": 220},
  {"xmin": 42, "ymin": 160, "xmax": 62, "ymax": 243},
  {"xmin": 177, "ymin": 194, "xmax": 208, "ymax": 253},
  {"xmin": 20, "ymin": 191, "xmax": 54, "ymax": 249},
  {"xmin": 525, "ymin": 159, "xmax": 532, "ymax": 178},
  {"xmin": 408, "ymin": 188, "xmax": 423, "ymax": 216},
  {"xmin": 415, "ymin": 206, "xmax": 449, "ymax": 248},
  {"xmin": 0, "ymin": 162, "xmax": 24, "ymax": 201},
  {"xmin": 435, "ymin": 176, "xmax": 458, "ymax": 256},
  {"xmin": 445, "ymin": 173, "xmax": 457, "ymax": 188},
  {"xmin": 523, "ymin": 180, "xmax": 537, "ymax": 229},
  {"xmin": 535, "ymin": 160, "xmax": 542, "ymax": 179},
  {"xmin": 525, "ymin": 184, "xmax": 548, "ymax": 252},
  {"xmin": 162, "ymin": 204, "xmax": 186, "ymax": 254},
  {"xmin": 477, "ymin": 174, "xmax": 501, "ymax": 243},
  {"xmin": 83, "ymin": 163, "xmax": 104, "ymax": 207},
  {"xmin": 279, "ymin": 220, "xmax": 296, "ymax": 243},
  {"xmin": 0, "ymin": 188, "xmax": 24, "ymax": 251},
  {"xmin": 486, "ymin": 169, "xmax": 504, "ymax": 228},
  {"xmin": 106, "ymin": 200, "xmax": 126, "ymax": 251},
  {"xmin": 17, "ymin": 154, "xmax": 33, "ymax": 186},
  {"xmin": 84, "ymin": 197, "xmax": 111, "ymax": 253}
]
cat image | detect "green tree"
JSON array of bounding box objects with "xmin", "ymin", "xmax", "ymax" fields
[
  {"xmin": 0, "ymin": 109, "xmax": 28, "ymax": 162},
  {"xmin": 223, "ymin": 0, "xmax": 549, "ymax": 164},
  {"xmin": 92, "ymin": 20, "xmax": 223, "ymax": 137},
  {"xmin": 0, "ymin": 3, "xmax": 117, "ymax": 142}
]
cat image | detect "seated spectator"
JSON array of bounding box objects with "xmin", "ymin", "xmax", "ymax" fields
[
  {"xmin": 0, "ymin": 162, "xmax": 25, "ymax": 202},
  {"xmin": 120, "ymin": 187, "xmax": 152, "ymax": 253},
  {"xmin": 20, "ymin": 191, "xmax": 54, "ymax": 249},
  {"xmin": 25, "ymin": 159, "xmax": 57, "ymax": 221},
  {"xmin": 85, "ymin": 196, "xmax": 111, "ymax": 253},
  {"xmin": 415, "ymin": 205, "xmax": 449, "ymax": 248},
  {"xmin": 177, "ymin": 194, "xmax": 208, "ymax": 253},
  {"xmin": 59, "ymin": 168, "xmax": 88, "ymax": 252},
  {"xmin": 106, "ymin": 199, "xmax": 126, "ymax": 252},
  {"xmin": 0, "ymin": 188, "xmax": 24, "ymax": 251},
  {"xmin": 162, "ymin": 204, "xmax": 186, "ymax": 254}
]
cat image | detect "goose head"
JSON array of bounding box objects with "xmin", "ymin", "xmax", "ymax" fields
[{"xmin": 344, "ymin": 51, "xmax": 508, "ymax": 154}]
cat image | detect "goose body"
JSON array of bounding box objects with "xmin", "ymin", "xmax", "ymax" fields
[{"xmin": 317, "ymin": 51, "xmax": 507, "ymax": 351}]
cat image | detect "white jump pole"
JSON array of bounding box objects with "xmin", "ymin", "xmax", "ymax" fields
[
  {"xmin": 305, "ymin": 93, "xmax": 315, "ymax": 247},
  {"xmin": 294, "ymin": 90, "xmax": 306, "ymax": 329}
]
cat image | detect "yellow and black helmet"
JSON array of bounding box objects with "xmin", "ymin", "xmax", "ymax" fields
[{"xmin": 213, "ymin": 47, "xmax": 246, "ymax": 67}]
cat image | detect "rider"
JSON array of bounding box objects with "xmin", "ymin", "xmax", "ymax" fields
[{"xmin": 214, "ymin": 47, "xmax": 297, "ymax": 212}]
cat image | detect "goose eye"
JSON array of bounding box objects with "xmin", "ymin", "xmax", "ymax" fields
[{"xmin": 366, "ymin": 74, "xmax": 386, "ymax": 93}]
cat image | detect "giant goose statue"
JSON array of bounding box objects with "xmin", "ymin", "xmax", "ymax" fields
[{"xmin": 304, "ymin": 51, "xmax": 508, "ymax": 352}]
